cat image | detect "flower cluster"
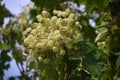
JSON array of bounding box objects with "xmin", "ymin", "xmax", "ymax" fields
[{"xmin": 23, "ymin": 9, "xmax": 83, "ymax": 64}]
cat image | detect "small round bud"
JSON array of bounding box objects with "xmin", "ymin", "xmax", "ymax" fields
[
  {"xmin": 54, "ymin": 30, "xmax": 60, "ymax": 35},
  {"xmin": 29, "ymin": 40, "xmax": 37, "ymax": 48},
  {"xmin": 66, "ymin": 37, "xmax": 72, "ymax": 43},
  {"xmin": 26, "ymin": 27, "xmax": 32, "ymax": 33},
  {"xmin": 27, "ymin": 35, "xmax": 34, "ymax": 41},
  {"xmin": 66, "ymin": 43, "xmax": 72, "ymax": 49},
  {"xmin": 36, "ymin": 43, "xmax": 44, "ymax": 48},
  {"xmin": 51, "ymin": 16, "xmax": 57, "ymax": 22},
  {"xmin": 53, "ymin": 46, "xmax": 59, "ymax": 52},
  {"xmin": 76, "ymin": 33, "xmax": 83, "ymax": 41},
  {"xmin": 74, "ymin": 16, "xmax": 78, "ymax": 20},
  {"xmin": 75, "ymin": 21, "xmax": 80, "ymax": 26},
  {"xmin": 21, "ymin": 19, "xmax": 27, "ymax": 27},
  {"xmin": 60, "ymin": 49, "xmax": 66, "ymax": 56},
  {"xmin": 48, "ymin": 40, "xmax": 54, "ymax": 47},
  {"xmin": 23, "ymin": 31, "xmax": 28, "ymax": 37},
  {"xmin": 31, "ymin": 23, "xmax": 37, "ymax": 29},
  {"xmin": 62, "ymin": 12, "xmax": 68, "ymax": 17},
  {"xmin": 36, "ymin": 15, "xmax": 43, "ymax": 22},
  {"xmin": 31, "ymin": 29, "xmax": 36, "ymax": 35},
  {"xmin": 97, "ymin": 42, "xmax": 105, "ymax": 47},
  {"xmin": 44, "ymin": 58, "xmax": 51, "ymax": 64},
  {"xmin": 65, "ymin": 9, "xmax": 70, "ymax": 14},
  {"xmin": 42, "ymin": 10, "xmax": 50, "ymax": 17},
  {"xmin": 23, "ymin": 38, "xmax": 29, "ymax": 46},
  {"xmin": 67, "ymin": 19, "xmax": 74, "ymax": 26},
  {"xmin": 68, "ymin": 13, "xmax": 75, "ymax": 19},
  {"xmin": 55, "ymin": 34, "xmax": 61, "ymax": 40},
  {"xmin": 56, "ymin": 20, "xmax": 61, "ymax": 27},
  {"xmin": 61, "ymin": 19, "xmax": 67, "ymax": 26},
  {"xmin": 38, "ymin": 56, "xmax": 43, "ymax": 62},
  {"xmin": 53, "ymin": 10, "xmax": 58, "ymax": 14},
  {"xmin": 57, "ymin": 12, "xmax": 62, "ymax": 17},
  {"xmin": 36, "ymin": 26, "xmax": 42, "ymax": 32}
]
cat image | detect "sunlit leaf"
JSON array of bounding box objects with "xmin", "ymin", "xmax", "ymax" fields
[{"xmin": 95, "ymin": 28, "xmax": 109, "ymax": 42}]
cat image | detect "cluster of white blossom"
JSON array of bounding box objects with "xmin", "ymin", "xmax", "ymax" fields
[{"xmin": 23, "ymin": 9, "xmax": 83, "ymax": 64}]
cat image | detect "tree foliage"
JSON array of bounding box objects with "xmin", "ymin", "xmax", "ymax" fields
[{"xmin": 1, "ymin": 0, "xmax": 120, "ymax": 80}]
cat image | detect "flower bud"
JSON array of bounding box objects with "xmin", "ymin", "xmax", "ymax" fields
[
  {"xmin": 65, "ymin": 9, "xmax": 70, "ymax": 14},
  {"xmin": 36, "ymin": 43, "xmax": 44, "ymax": 48},
  {"xmin": 61, "ymin": 19, "xmax": 67, "ymax": 26},
  {"xmin": 38, "ymin": 56, "xmax": 43, "ymax": 62},
  {"xmin": 36, "ymin": 15, "xmax": 43, "ymax": 22},
  {"xmin": 26, "ymin": 27, "xmax": 32, "ymax": 33},
  {"xmin": 44, "ymin": 58, "xmax": 51, "ymax": 64},
  {"xmin": 68, "ymin": 13, "xmax": 75, "ymax": 19},
  {"xmin": 53, "ymin": 10, "xmax": 58, "ymax": 14},
  {"xmin": 75, "ymin": 21, "xmax": 80, "ymax": 26},
  {"xmin": 21, "ymin": 19, "xmax": 27, "ymax": 27},
  {"xmin": 48, "ymin": 40, "xmax": 54, "ymax": 47},
  {"xmin": 62, "ymin": 12, "xmax": 68, "ymax": 17},
  {"xmin": 55, "ymin": 34, "xmax": 61, "ymax": 40},
  {"xmin": 23, "ymin": 38, "xmax": 29, "ymax": 46},
  {"xmin": 60, "ymin": 49, "xmax": 66, "ymax": 56},
  {"xmin": 53, "ymin": 46, "xmax": 59, "ymax": 52},
  {"xmin": 31, "ymin": 29, "xmax": 36, "ymax": 35},
  {"xmin": 97, "ymin": 42, "xmax": 105, "ymax": 47},
  {"xmin": 51, "ymin": 16, "xmax": 57, "ymax": 23},
  {"xmin": 42, "ymin": 11, "xmax": 50, "ymax": 17}
]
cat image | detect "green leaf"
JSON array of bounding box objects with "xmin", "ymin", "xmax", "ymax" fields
[
  {"xmin": 87, "ymin": 64, "xmax": 102, "ymax": 76},
  {"xmin": 116, "ymin": 55, "xmax": 120, "ymax": 69},
  {"xmin": 114, "ymin": 52, "xmax": 120, "ymax": 56},
  {"xmin": 29, "ymin": 61, "xmax": 35, "ymax": 69},
  {"xmin": 82, "ymin": 46, "xmax": 105, "ymax": 77},
  {"xmin": 86, "ymin": 0, "xmax": 98, "ymax": 13},
  {"xmin": 99, "ymin": 67, "xmax": 112, "ymax": 79},
  {"xmin": 1, "ymin": 50, "xmax": 11, "ymax": 63},
  {"xmin": 40, "ymin": 64, "xmax": 58, "ymax": 80},
  {"xmin": 75, "ymin": 0, "xmax": 113, "ymax": 13},
  {"xmin": 0, "ymin": 43, "xmax": 11, "ymax": 50},
  {"xmin": 69, "ymin": 53, "xmax": 82, "ymax": 60},
  {"xmin": 95, "ymin": 28, "xmax": 109, "ymax": 42},
  {"xmin": 69, "ymin": 41, "xmax": 88, "ymax": 60}
]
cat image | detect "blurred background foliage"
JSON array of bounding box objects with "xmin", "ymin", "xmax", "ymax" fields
[{"xmin": 1, "ymin": 0, "xmax": 120, "ymax": 80}]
